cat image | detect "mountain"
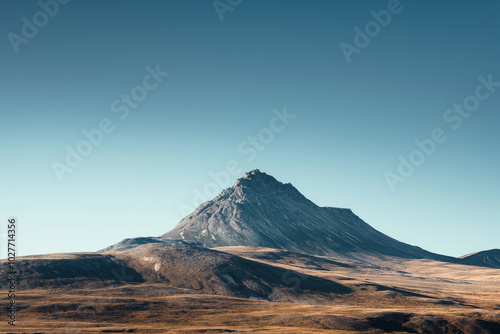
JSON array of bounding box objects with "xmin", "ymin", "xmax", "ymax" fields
[
  {"xmin": 159, "ymin": 169, "xmax": 454, "ymax": 261},
  {"xmin": 8, "ymin": 169, "xmax": 500, "ymax": 332},
  {"xmin": 460, "ymin": 249, "xmax": 500, "ymax": 268}
]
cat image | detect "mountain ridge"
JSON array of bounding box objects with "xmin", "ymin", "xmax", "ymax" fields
[
  {"xmin": 161, "ymin": 170, "xmax": 451, "ymax": 260},
  {"xmin": 104, "ymin": 170, "xmax": 458, "ymax": 263}
]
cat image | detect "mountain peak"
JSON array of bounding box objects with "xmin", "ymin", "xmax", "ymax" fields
[
  {"xmin": 159, "ymin": 170, "xmax": 453, "ymax": 261},
  {"xmin": 235, "ymin": 169, "xmax": 280, "ymax": 186},
  {"xmin": 232, "ymin": 169, "xmax": 306, "ymax": 202},
  {"xmin": 242, "ymin": 169, "xmax": 268, "ymax": 180},
  {"xmin": 244, "ymin": 169, "xmax": 263, "ymax": 176}
]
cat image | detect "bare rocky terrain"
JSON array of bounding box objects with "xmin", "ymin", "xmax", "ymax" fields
[
  {"xmin": 111, "ymin": 170, "xmax": 455, "ymax": 262},
  {"xmin": 161, "ymin": 170, "xmax": 455, "ymax": 261}
]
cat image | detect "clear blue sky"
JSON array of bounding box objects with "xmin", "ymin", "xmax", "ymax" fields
[{"xmin": 1, "ymin": 0, "xmax": 499, "ymax": 257}]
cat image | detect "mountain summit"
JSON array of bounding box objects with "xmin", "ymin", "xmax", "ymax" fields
[{"xmin": 159, "ymin": 170, "xmax": 452, "ymax": 261}]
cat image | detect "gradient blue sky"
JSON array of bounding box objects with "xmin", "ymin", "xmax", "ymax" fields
[{"xmin": 1, "ymin": 0, "xmax": 499, "ymax": 257}]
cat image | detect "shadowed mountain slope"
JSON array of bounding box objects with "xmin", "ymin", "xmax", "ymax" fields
[
  {"xmin": 115, "ymin": 243, "xmax": 352, "ymax": 302},
  {"xmin": 460, "ymin": 249, "xmax": 500, "ymax": 268},
  {"xmin": 0, "ymin": 244, "xmax": 353, "ymax": 303}
]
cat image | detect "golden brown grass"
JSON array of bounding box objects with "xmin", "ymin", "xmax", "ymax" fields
[{"xmin": 1, "ymin": 246, "xmax": 500, "ymax": 333}]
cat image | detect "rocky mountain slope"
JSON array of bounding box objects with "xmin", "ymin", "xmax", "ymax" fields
[{"xmin": 159, "ymin": 169, "xmax": 454, "ymax": 261}]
